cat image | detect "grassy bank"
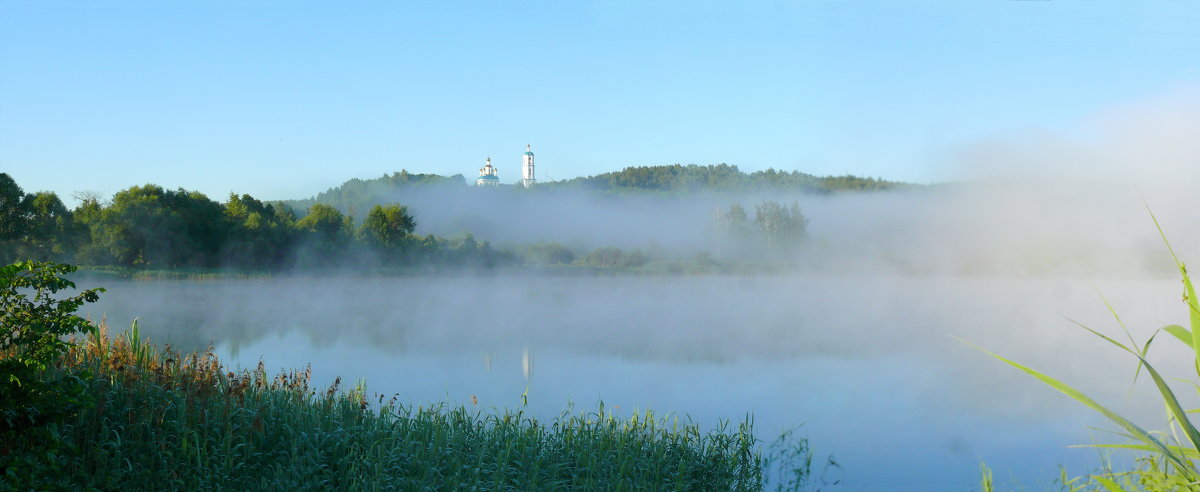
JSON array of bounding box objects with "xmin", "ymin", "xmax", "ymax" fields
[{"xmin": 2, "ymin": 320, "xmax": 811, "ymax": 491}]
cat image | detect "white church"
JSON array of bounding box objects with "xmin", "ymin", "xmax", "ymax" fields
[{"xmin": 476, "ymin": 145, "xmax": 536, "ymax": 188}]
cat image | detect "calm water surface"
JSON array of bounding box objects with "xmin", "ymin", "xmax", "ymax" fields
[{"xmin": 78, "ymin": 273, "xmax": 1188, "ymax": 491}]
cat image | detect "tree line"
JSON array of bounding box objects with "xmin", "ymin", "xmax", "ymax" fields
[
  {"xmin": 273, "ymin": 164, "xmax": 909, "ymax": 218},
  {"xmin": 712, "ymin": 200, "xmax": 810, "ymax": 255},
  {"xmin": 0, "ymin": 174, "xmax": 503, "ymax": 270},
  {"xmin": 548, "ymin": 163, "xmax": 908, "ymax": 194}
]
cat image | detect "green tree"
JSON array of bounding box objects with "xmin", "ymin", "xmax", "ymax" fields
[
  {"xmin": 526, "ymin": 242, "xmax": 576, "ymax": 265},
  {"xmin": 89, "ymin": 185, "xmax": 228, "ymax": 267},
  {"xmin": 294, "ymin": 204, "xmax": 352, "ymax": 265},
  {"xmin": 24, "ymin": 192, "xmax": 75, "ymax": 261},
  {"xmin": 357, "ymin": 204, "xmax": 416, "ymax": 250},
  {"xmin": 223, "ymin": 193, "xmax": 294, "ymax": 268},
  {"xmin": 1, "ymin": 261, "xmax": 102, "ymax": 433},
  {"xmin": 713, "ymin": 204, "xmax": 751, "ymax": 240},
  {"xmin": 753, "ymin": 200, "xmax": 808, "ymax": 252},
  {"xmin": 585, "ymin": 247, "xmax": 647, "ymax": 269},
  {"xmin": 70, "ymin": 194, "xmax": 110, "ymax": 266},
  {"xmin": 0, "ymin": 174, "xmax": 32, "ymax": 261}
]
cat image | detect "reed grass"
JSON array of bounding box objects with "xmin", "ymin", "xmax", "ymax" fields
[
  {"xmin": 2, "ymin": 321, "xmax": 811, "ymax": 491},
  {"xmin": 966, "ymin": 210, "xmax": 1200, "ymax": 491}
]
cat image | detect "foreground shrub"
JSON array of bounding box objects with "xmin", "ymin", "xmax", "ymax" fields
[
  {"xmin": 0, "ymin": 261, "xmax": 103, "ymax": 485},
  {"xmin": 34, "ymin": 324, "xmax": 808, "ymax": 490},
  {"xmin": 0, "ymin": 260, "xmax": 815, "ymax": 490}
]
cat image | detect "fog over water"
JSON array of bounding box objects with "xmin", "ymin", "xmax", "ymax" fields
[
  {"xmin": 78, "ymin": 180, "xmax": 1200, "ymax": 490},
  {"xmin": 81, "ymin": 271, "xmax": 1189, "ymax": 490},
  {"xmin": 77, "ymin": 88, "xmax": 1200, "ymax": 490}
]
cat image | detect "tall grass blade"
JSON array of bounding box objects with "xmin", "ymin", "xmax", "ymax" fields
[
  {"xmin": 1145, "ymin": 202, "xmax": 1200, "ymax": 378},
  {"xmin": 1070, "ymin": 443, "xmax": 1200, "ymax": 460},
  {"xmin": 1090, "ymin": 474, "xmax": 1123, "ymax": 492},
  {"xmin": 1029, "ymin": 320, "xmax": 1200, "ymax": 474},
  {"xmin": 979, "ymin": 462, "xmax": 993, "ymax": 492},
  {"xmin": 955, "ymin": 337, "xmax": 1196, "ymax": 477},
  {"xmin": 1165, "ymin": 324, "xmax": 1193, "ymax": 346}
]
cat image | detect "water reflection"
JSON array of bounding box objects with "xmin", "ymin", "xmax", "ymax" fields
[{"xmin": 77, "ymin": 273, "xmax": 1183, "ymax": 490}]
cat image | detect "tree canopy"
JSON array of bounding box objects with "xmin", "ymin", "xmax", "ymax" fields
[
  {"xmin": 546, "ymin": 164, "xmax": 909, "ymax": 194},
  {"xmin": 0, "ymin": 173, "xmax": 503, "ymax": 271}
]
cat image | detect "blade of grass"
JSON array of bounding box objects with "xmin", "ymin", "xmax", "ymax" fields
[
  {"xmin": 1068, "ymin": 320, "xmax": 1200, "ymax": 460},
  {"xmin": 1165, "ymin": 324, "xmax": 1193, "ymax": 346},
  {"xmin": 1070, "ymin": 443, "xmax": 1200, "ymax": 460},
  {"xmin": 955, "ymin": 336, "xmax": 1196, "ymax": 477},
  {"xmin": 1145, "ymin": 202, "xmax": 1200, "ymax": 378},
  {"xmin": 1090, "ymin": 474, "xmax": 1123, "ymax": 492}
]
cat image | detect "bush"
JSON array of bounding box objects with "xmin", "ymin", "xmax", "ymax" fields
[
  {"xmin": 585, "ymin": 247, "xmax": 648, "ymax": 269},
  {"xmin": 0, "ymin": 261, "xmax": 103, "ymax": 483},
  {"xmin": 525, "ymin": 242, "xmax": 576, "ymax": 265}
]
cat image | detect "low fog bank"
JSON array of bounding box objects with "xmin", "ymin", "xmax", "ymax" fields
[
  {"xmin": 374, "ymin": 178, "xmax": 1198, "ymax": 278},
  {"xmin": 803, "ymin": 179, "xmax": 1198, "ymax": 277},
  {"xmin": 363, "ymin": 85, "xmax": 1200, "ymax": 278},
  {"xmin": 81, "ymin": 272, "xmax": 1193, "ymax": 426}
]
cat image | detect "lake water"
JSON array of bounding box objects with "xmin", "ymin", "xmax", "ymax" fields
[{"xmin": 77, "ymin": 273, "xmax": 1190, "ymax": 490}]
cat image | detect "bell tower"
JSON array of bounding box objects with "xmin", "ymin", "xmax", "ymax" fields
[{"xmin": 521, "ymin": 144, "xmax": 536, "ymax": 188}]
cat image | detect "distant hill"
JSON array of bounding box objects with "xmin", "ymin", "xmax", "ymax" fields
[
  {"xmin": 542, "ymin": 163, "xmax": 911, "ymax": 194},
  {"xmin": 278, "ymin": 170, "xmax": 466, "ymax": 217},
  {"xmin": 277, "ymin": 164, "xmax": 914, "ymax": 217}
]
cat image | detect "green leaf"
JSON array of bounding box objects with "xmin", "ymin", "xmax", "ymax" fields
[
  {"xmin": 1164, "ymin": 324, "xmax": 1192, "ymax": 347},
  {"xmin": 1090, "ymin": 474, "xmax": 1123, "ymax": 492},
  {"xmin": 1146, "ymin": 204, "xmax": 1200, "ymax": 378},
  {"xmin": 956, "ymin": 336, "xmax": 1197, "ymax": 478}
]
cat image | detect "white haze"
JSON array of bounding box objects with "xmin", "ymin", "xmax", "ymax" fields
[
  {"xmin": 77, "ymin": 86, "xmax": 1200, "ymax": 490},
  {"xmin": 371, "ymin": 85, "xmax": 1200, "ymax": 278}
]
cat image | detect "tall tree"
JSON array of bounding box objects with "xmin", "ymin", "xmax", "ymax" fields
[
  {"xmin": 0, "ymin": 174, "xmax": 31, "ymax": 244},
  {"xmin": 358, "ymin": 204, "xmax": 416, "ymax": 250},
  {"xmin": 294, "ymin": 204, "xmax": 352, "ymax": 265},
  {"xmin": 223, "ymin": 193, "xmax": 293, "ymax": 268},
  {"xmin": 91, "ymin": 185, "xmax": 227, "ymax": 267},
  {"xmin": 753, "ymin": 200, "xmax": 808, "ymax": 252},
  {"xmin": 24, "ymin": 192, "xmax": 74, "ymax": 261}
]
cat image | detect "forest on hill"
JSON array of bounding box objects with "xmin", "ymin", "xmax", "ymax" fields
[
  {"xmin": 0, "ymin": 173, "xmax": 500, "ymax": 271},
  {"xmin": 0, "ymin": 164, "xmax": 897, "ymax": 272},
  {"xmin": 279, "ymin": 163, "xmax": 911, "ymax": 222},
  {"xmin": 546, "ymin": 163, "xmax": 908, "ymax": 193}
]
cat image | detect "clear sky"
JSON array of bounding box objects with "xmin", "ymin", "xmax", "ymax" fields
[{"xmin": 2, "ymin": 0, "xmax": 1197, "ymax": 202}]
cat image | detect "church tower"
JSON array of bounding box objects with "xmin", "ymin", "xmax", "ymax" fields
[
  {"xmin": 521, "ymin": 144, "xmax": 536, "ymax": 188},
  {"xmin": 476, "ymin": 157, "xmax": 500, "ymax": 186}
]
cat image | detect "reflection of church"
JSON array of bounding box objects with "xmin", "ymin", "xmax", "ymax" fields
[{"xmin": 475, "ymin": 145, "xmax": 536, "ymax": 187}]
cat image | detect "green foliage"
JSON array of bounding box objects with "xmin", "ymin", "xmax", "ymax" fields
[
  {"xmin": 967, "ymin": 212, "xmax": 1200, "ymax": 490},
  {"xmin": 0, "ymin": 320, "xmax": 815, "ymax": 490},
  {"xmin": 0, "ymin": 174, "xmax": 80, "ymax": 263},
  {"xmin": 0, "ymin": 173, "xmax": 31, "ymax": 243},
  {"xmin": 0, "ymin": 261, "xmax": 103, "ymax": 484},
  {"xmin": 89, "ymin": 184, "xmax": 229, "ymax": 267},
  {"xmin": 714, "ymin": 203, "xmax": 751, "ymax": 238},
  {"xmin": 223, "ymin": 193, "xmax": 294, "ymax": 268},
  {"xmin": 754, "ymin": 201, "xmax": 808, "ymax": 252},
  {"xmin": 550, "ymin": 163, "xmax": 908, "ymax": 194},
  {"xmin": 524, "ymin": 242, "xmax": 577, "ymax": 266},
  {"xmin": 714, "ymin": 201, "xmax": 809, "ymax": 256},
  {"xmin": 358, "ymin": 203, "xmax": 417, "ymax": 250},
  {"xmin": 0, "ymin": 173, "xmax": 504, "ymax": 272},
  {"xmin": 585, "ymin": 247, "xmax": 648, "ymax": 269},
  {"xmin": 281, "ymin": 170, "xmax": 467, "ymax": 219},
  {"xmin": 0, "ymin": 261, "xmax": 102, "ymax": 389}
]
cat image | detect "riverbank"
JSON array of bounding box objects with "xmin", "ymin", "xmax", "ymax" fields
[
  {"xmin": 1, "ymin": 321, "xmax": 812, "ymax": 490},
  {"xmin": 73, "ymin": 260, "xmax": 799, "ymax": 281}
]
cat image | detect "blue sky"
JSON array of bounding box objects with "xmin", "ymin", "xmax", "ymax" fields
[{"xmin": 2, "ymin": 0, "xmax": 1197, "ymax": 202}]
